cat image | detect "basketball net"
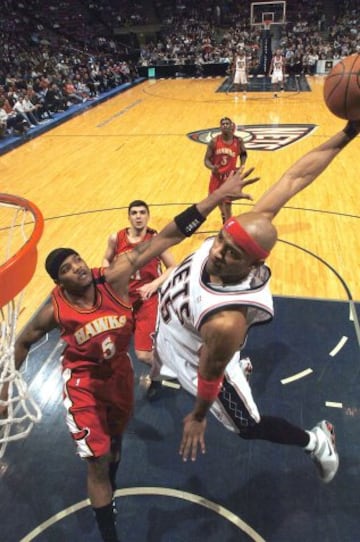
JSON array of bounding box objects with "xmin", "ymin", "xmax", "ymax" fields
[{"xmin": 0, "ymin": 194, "xmax": 44, "ymax": 458}]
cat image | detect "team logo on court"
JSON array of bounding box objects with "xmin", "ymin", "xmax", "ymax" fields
[{"xmin": 187, "ymin": 124, "xmax": 316, "ymax": 151}]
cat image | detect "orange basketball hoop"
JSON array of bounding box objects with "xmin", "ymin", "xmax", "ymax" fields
[
  {"xmin": 0, "ymin": 193, "xmax": 44, "ymax": 458},
  {"xmin": 0, "ymin": 193, "xmax": 44, "ymax": 308}
]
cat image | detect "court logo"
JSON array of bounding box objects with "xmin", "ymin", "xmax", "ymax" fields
[{"xmin": 187, "ymin": 124, "xmax": 316, "ymax": 151}]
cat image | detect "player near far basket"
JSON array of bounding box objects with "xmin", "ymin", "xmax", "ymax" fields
[
  {"xmin": 103, "ymin": 200, "xmax": 176, "ymax": 369},
  {"xmin": 269, "ymin": 48, "xmax": 285, "ymax": 97},
  {"xmin": 204, "ymin": 116, "xmax": 248, "ymax": 224},
  {"xmin": 232, "ymin": 49, "xmax": 248, "ymax": 96}
]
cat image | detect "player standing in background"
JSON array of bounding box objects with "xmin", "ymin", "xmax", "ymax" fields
[
  {"xmin": 269, "ymin": 48, "xmax": 285, "ymax": 97},
  {"xmin": 103, "ymin": 200, "xmax": 176, "ymax": 368},
  {"xmin": 204, "ymin": 117, "xmax": 248, "ymax": 223},
  {"xmin": 232, "ymin": 49, "xmax": 248, "ymax": 97}
]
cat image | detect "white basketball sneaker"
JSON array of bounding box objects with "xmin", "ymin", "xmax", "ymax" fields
[{"xmin": 309, "ymin": 420, "xmax": 339, "ymax": 483}]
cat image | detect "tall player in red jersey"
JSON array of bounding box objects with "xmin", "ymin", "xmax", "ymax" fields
[
  {"xmin": 3, "ymin": 170, "xmax": 258, "ymax": 542},
  {"xmin": 102, "ymin": 200, "xmax": 175, "ymax": 368},
  {"xmin": 204, "ymin": 117, "xmax": 248, "ymax": 223}
]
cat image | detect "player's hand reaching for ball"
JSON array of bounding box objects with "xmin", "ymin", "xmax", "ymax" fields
[{"xmin": 218, "ymin": 166, "xmax": 260, "ymax": 202}]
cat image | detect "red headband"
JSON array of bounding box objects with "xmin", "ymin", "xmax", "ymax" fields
[{"xmin": 223, "ymin": 217, "xmax": 270, "ymax": 260}]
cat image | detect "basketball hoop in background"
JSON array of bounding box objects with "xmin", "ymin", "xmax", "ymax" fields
[
  {"xmin": 0, "ymin": 193, "xmax": 44, "ymax": 458},
  {"xmin": 250, "ymin": 1, "xmax": 286, "ymax": 27}
]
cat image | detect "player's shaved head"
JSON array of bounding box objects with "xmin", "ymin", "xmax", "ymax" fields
[{"xmin": 224, "ymin": 212, "xmax": 278, "ymax": 260}]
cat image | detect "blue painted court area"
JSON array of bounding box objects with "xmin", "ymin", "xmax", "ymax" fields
[
  {"xmin": 0, "ymin": 296, "xmax": 359, "ymax": 542},
  {"xmin": 217, "ymin": 75, "xmax": 311, "ymax": 93}
]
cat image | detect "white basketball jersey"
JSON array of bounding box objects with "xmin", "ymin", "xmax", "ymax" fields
[
  {"xmin": 234, "ymin": 55, "xmax": 247, "ymax": 85},
  {"xmin": 271, "ymin": 55, "xmax": 284, "ymax": 83},
  {"xmin": 156, "ymin": 237, "xmax": 273, "ymax": 371},
  {"xmin": 154, "ymin": 238, "xmax": 274, "ymax": 429},
  {"xmin": 235, "ymin": 56, "xmax": 246, "ymax": 72},
  {"xmin": 273, "ymin": 56, "xmax": 284, "ymax": 71}
]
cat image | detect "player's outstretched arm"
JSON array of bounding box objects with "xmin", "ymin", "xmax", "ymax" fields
[
  {"xmin": 102, "ymin": 232, "xmax": 117, "ymax": 267},
  {"xmin": 106, "ymin": 167, "xmax": 259, "ymax": 290},
  {"xmin": 238, "ymin": 138, "xmax": 248, "ymax": 166},
  {"xmin": 137, "ymin": 249, "xmax": 176, "ymax": 300},
  {"xmin": 204, "ymin": 139, "xmax": 216, "ymax": 171},
  {"xmin": 252, "ymin": 120, "xmax": 360, "ymax": 221},
  {"xmin": 15, "ymin": 301, "xmax": 57, "ymax": 369},
  {"xmin": 179, "ymin": 309, "xmax": 247, "ymax": 462},
  {"xmin": 0, "ymin": 302, "xmax": 57, "ymax": 416}
]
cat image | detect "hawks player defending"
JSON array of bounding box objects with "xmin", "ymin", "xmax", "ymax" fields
[
  {"xmin": 232, "ymin": 49, "xmax": 248, "ymax": 96},
  {"xmin": 103, "ymin": 200, "xmax": 176, "ymax": 368},
  {"xmin": 269, "ymin": 48, "xmax": 285, "ymax": 97},
  {"xmin": 4, "ymin": 172, "xmax": 259, "ymax": 542},
  {"xmin": 204, "ymin": 117, "xmax": 248, "ymax": 223}
]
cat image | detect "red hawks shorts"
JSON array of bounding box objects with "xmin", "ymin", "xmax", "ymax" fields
[
  {"xmin": 62, "ymin": 356, "xmax": 134, "ymax": 458},
  {"xmin": 132, "ymin": 294, "xmax": 158, "ymax": 352},
  {"xmin": 209, "ymin": 173, "xmax": 232, "ymax": 204}
]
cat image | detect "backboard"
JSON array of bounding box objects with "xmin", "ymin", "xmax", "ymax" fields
[{"xmin": 250, "ymin": 1, "xmax": 286, "ymax": 26}]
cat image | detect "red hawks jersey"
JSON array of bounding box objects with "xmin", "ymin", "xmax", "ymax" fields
[
  {"xmin": 212, "ymin": 135, "xmax": 240, "ymax": 179},
  {"xmin": 52, "ymin": 268, "xmax": 134, "ymax": 371},
  {"xmin": 115, "ymin": 228, "xmax": 162, "ymax": 301}
]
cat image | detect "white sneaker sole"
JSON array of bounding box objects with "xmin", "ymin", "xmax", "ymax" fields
[{"xmin": 311, "ymin": 421, "xmax": 339, "ymax": 483}]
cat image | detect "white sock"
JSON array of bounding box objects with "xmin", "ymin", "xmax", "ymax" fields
[{"xmin": 304, "ymin": 430, "xmax": 317, "ymax": 451}]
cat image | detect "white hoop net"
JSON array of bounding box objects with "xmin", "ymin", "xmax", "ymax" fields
[{"xmin": 0, "ymin": 196, "xmax": 43, "ymax": 459}]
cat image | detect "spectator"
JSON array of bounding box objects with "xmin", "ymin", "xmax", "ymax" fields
[
  {"xmin": 63, "ymin": 79, "xmax": 84, "ymax": 104},
  {"xmin": 0, "ymin": 97, "xmax": 29, "ymax": 136},
  {"xmin": 44, "ymin": 82, "xmax": 68, "ymax": 113}
]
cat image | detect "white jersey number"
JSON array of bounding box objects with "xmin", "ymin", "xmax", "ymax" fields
[{"xmin": 159, "ymin": 256, "xmax": 193, "ymax": 325}]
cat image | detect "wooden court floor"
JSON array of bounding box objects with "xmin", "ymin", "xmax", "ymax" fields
[
  {"xmin": 0, "ymin": 75, "xmax": 360, "ymax": 542},
  {"xmin": 0, "ymin": 75, "xmax": 359, "ymax": 332}
]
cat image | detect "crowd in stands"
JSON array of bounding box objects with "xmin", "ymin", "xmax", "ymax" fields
[
  {"xmin": 0, "ymin": 0, "xmax": 139, "ymax": 140},
  {"xmin": 1, "ymin": 0, "xmax": 359, "ymax": 140},
  {"xmin": 140, "ymin": 0, "xmax": 360, "ymax": 76},
  {"xmin": 89, "ymin": 0, "xmax": 150, "ymax": 29}
]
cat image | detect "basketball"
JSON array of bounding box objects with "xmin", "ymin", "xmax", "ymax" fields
[{"xmin": 323, "ymin": 54, "xmax": 360, "ymax": 120}]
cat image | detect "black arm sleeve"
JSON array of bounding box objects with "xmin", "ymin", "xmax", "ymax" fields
[{"xmin": 174, "ymin": 205, "xmax": 206, "ymax": 237}]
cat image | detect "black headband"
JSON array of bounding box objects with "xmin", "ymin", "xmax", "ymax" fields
[{"xmin": 45, "ymin": 248, "xmax": 78, "ymax": 280}]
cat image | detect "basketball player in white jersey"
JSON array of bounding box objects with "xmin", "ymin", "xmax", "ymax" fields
[
  {"xmin": 152, "ymin": 119, "xmax": 360, "ymax": 482},
  {"xmin": 232, "ymin": 49, "xmax": 248, "ymax": 96},
  {"xmin": 269, "ymin": 48, "xmax": 285, "ymax": 97}
]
